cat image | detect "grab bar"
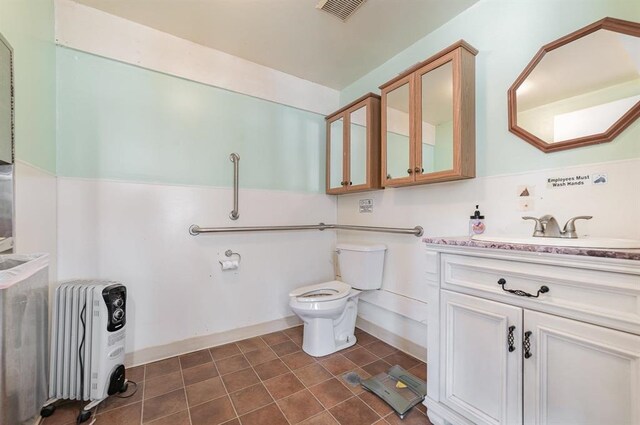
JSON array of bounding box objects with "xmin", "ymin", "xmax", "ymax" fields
[
  {"xmin": 189, "ymin": 223, "xmax": 424, "ymax": 237},
  {"xmin": 229, "ymin": 153, "xmax": 240, "ymax": 220}
]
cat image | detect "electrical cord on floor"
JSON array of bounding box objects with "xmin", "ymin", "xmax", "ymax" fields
[{"xmin": 114, "ymin": 380, "xmax": 138, "ymax": 398}]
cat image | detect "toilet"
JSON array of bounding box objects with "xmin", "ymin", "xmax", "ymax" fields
[{"xmin": 289, "ymin": 243, "xmax": 386, "ymax": 357}]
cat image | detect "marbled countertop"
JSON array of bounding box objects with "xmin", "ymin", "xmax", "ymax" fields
[{"xmin": 422, "ymin": 236, "xmax": 640, "ymax": 261}]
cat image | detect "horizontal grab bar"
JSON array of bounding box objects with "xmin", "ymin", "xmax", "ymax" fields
[{"xmin": 189, "ymin": 223, "xmax": 424, "ymax": 237}]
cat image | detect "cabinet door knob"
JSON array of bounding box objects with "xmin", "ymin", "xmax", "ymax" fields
[
  {"xmin": 407, "ymin": 168, "xmax": 413, "ymax": 174},
  {"xmin": 507, "ymin": 325, "xmax": 516, "ymax": 353},
  {"xmin": 414, "ymin": 167, "xmax": 424, "ymax": 173},
  {"xmin": 349, "ymin": 181, "xmax": 353, "ymax": 186},
  {"xmin": 523, "ymin": 331, "xmax": 533, "ymax": 359}
]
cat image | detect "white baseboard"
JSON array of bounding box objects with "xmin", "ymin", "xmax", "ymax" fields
[
  {"xmin": 125, "ymin": 315, "xmax": 302, "ymax": 367},
  {"xmin": 356, "ymin": 316, "xmax": 427, "ymax": 362}
]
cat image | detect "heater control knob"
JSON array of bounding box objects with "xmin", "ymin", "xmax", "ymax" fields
[{"xmin": 113, "ymin": 308, "xmax": 125, "ymax": 322}]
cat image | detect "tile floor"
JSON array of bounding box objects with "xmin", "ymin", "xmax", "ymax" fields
[{"xmin": 42, "ymin": 327, "xmax": 432, "ymax": 425}]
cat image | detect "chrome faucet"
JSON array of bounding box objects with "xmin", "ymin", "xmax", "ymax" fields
[{"xmin": 522, "ymin": 215, "xmax": 592, "ymax": 238}]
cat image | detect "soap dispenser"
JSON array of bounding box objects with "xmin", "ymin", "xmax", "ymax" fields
[{"xmin": 469, "ymin": 205, "xmax": 485, "ymax": 236}]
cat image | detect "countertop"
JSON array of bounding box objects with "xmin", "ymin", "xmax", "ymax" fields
[{"xmin": 422, "ymin": 236, "xmax": 640, "ymax": 261}]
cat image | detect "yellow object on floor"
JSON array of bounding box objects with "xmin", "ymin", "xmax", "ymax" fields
[{"xmin": 395, "ymin": 381, "xmax": 407, "ymax": 389}]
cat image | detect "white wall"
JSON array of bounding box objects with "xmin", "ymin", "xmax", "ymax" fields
[
  {"xmin": 57, "ymin": 177, "xmax": 337, "ymax": 359},
  {"xmin": 337, "ymin": 158, "xmax": 640, "ymax": 351}
]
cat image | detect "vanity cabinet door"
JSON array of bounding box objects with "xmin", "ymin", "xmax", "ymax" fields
[
  {"xmin": 441, "ymin": 290, "xmax": 523, "ymax": 425},
  {"xmin": 523, "ymin": 310, "xmax": 640, "ymax": 425}
]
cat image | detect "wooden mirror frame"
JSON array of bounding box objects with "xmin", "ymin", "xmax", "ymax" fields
[{"xmin": 508, "ymin": 17, "xmax": 640, "ymax": 153}]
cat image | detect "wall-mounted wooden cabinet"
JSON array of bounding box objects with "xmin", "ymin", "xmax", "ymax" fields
[
  {"xmin": 380, "ymin": 41, "xmax": 477, "ymax": 187},
  {"xmin": 326, "ymin": 93, "xmax": 381, "ymax": 194}
]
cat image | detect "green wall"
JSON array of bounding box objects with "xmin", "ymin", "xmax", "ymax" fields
[
  {"xmin": 56, "ymin": 47, "xmax": 326, "ymax": 192},
  {"xmin": 341, "ymin": 0, "xmax": 640, "ymax": 177},
  {"xmin": 0, "ymin": 0, "xmax": 56, "ymax": 172}
]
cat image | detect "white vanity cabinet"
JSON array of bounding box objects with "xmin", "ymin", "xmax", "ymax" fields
[{"xmin": 424, "ymin": 244, "xmax": 640, "ymax": 425}]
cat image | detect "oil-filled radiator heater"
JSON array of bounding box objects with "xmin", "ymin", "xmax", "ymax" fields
[{"xmin": 40, "ymin": 281, "xmax": 128, "ymax": 423}]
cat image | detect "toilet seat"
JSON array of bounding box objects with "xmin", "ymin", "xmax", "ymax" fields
[{"xmin": 289, "ymin": 280, "xmax": 351, "ymax": 303}]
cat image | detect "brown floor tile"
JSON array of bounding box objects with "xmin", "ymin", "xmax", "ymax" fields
[
  {"xmin": 229, "ymin": 383, "xmax": 273, "ymax": 415},
  {"xmin": 309, "ymin": 378, "xmax": 353, "ymax": 409},
  {"xmin": 183, "ymin": 362, "xmax": 219, "ymax": 386},
  {"xmin": 41, "ymin": 401, "xmax": 84, "ymax": 425},
  {"xmin": 263, "ymin": 372, "xmax": 305, "ymax": 400},
  {"xmin": 277, "ymin": 389, "xmax": 324, "ymax": 424},
  {"xmin": 222, "ymin": 420, "xmax": 240, "ymax": 425},
  {"xmin": 358, "ymin": 391, "xmax": 394, "ymax": 417},
  {"xmin": 239, "ymin": 402, "xmax": 288, "ymax": 425},
  {"xmin": 339, "ymin": 368, "xmax": 371, "ymax": 395},
  {"xmin": 186, "ymin": 376, "xmax": 226, "ymax": 407},
  {"xmin": 189, "ymin": 396, "xmax": 236, "ymax": 425},
  {"xmin": 364, "ymin": 341, "xmax": 398, "ymax": 358},
  {"xmin": 98, "ymin": 381, "xmax": 144, "ymax": 413},
  {"xmin": 245, "ymin": 347, "xmax": 277, "ymax": 366},
  {"xmin": 408, "ymin": 363, "xmax": 427, "ymax": 381},
  {"xmin": 261, "ymin": 331, "xmax": 291, "ymax": 346},
  {"xmin": 281, "ymin": 351, "xmax": 316, "ymax": 370},
  {"xmin": 254, "ymin": 358, "xmax": 289, "ymax": 381},
  {"xmin": 272, "ymin": 340, "xmax": 300, "ymax": 357},
  {"xmin": 384, "ymin": 408, "xmax": 432, "ymax": 425},
  {"xmin": 289, "ymin": 333, "xmax": 304, "ymax": 346},
  {"xmin": 144, "ymin": 371, "xmax": 184, "ymax": 399},
  {"xmin": 354, "ymin": 330, "xmax": 379, "ymax": 346},
  {"xmin": 221, "ymin": 367, "xmax": 260, "ymax": 393},
  {"xmin": 295, "ymin": 363, "xmax": 333, "ymax": 387},
  {"xmin": 361, "ymin": 359, "xmax": 391, "ymax": 377},
  {"xmin": 236, "ymin": 336, "xmax": 268, "ymax": 353},
  {"xmin": 343, "ymin": 347, "xmax": 378, "ymax": 367},
  {"xmin": 142, "ymin": 389, "xmax": 187, "ymax": 423},
  {"xmin": 145, "ymin": 357, "xmax": 181, "ymax": 380},
  {"xmin": 283, "ymin": 326, "xmax": 303, "ymax": 339},
  {"xmin": 301, "ymin": 411, "xmax": 340, "ymax": 425},
  {"xmin": 319, "ymin": 354, "xmax": 358, "ymax": 375},
  {"xmin": 329, "ymin": 396, "xmax": 379, "ymax": 425},
  {"xmin": 146, "ymin": 410, "xmax": 190, "ymax": 425},
  {"xmin": 94, "ymin": 402, "xmax": 142, "ymax": 425},
  {"xmin": 383, "ymin": 352, "xmax": 420, "ymax": 371},
  {"xmin": 180, "ymin": 349, "xmax": 213, "ymax": 370},
  {"xmin": 126, "ymin": 365, "xmax": 145, "ymax": 383},
  {"xmin": 216, "ymin": 354, "xmax": 250, "ymax": 375},
  {"xmin": 210, "ymin": 343, "xmax": 241, "ymax": 361}
]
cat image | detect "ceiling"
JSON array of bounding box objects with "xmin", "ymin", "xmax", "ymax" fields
[{"xmin": 72, "ymin": 0, "xmax": 478, "ymax": 90}]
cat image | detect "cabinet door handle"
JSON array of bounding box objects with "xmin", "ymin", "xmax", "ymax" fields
[
  {"xmin": 414, "ymin": 167, "xmax": 424, "ymax": 173},
  {"xmin": 507, "ymin": 325, "xmax": 516, "ymax": 352},
  {"xmin": 407, "ymin": 168, "xmax": 413, "ymax": 174},
  {"xmin": 523, "ymin": 331, "xmax": 533, "ymax": 359},
  {"xmin": 498, "ymin": 278, "xmax": 549, "ymax": 298}
]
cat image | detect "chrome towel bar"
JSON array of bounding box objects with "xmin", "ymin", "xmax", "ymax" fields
[{"xmin": 189, "ymin": 223, "xmax": 424, "ymax": 237}]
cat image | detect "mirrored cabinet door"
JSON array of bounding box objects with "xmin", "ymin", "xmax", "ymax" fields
[
  {"xmin": 326, "ymin": 116, "xmax": 346, "ymax": 193},
  {"xmin": 325, "ymin": 93, "xmax": 380, "ymax": 194},
  {"xmin": 415, "ymin": 57, "xmax": 455, "ymax": 180},
  {"xmin": 381, "ymin": 77, "xmax": 414, "ymax": 186}
]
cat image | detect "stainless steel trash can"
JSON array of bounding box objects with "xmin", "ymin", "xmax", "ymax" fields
[{"xmin": 0, "ymin": 253, "xmax": 49, "ymax": 425}]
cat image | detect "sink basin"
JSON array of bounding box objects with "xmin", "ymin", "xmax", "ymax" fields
[{"xmin": 472, "ymin": 235, "xmax": 640, "ymax": 249}]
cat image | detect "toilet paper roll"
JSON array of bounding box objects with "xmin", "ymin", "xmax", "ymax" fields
[{"xmin": 220, "ymin": 260, "xmax": 239, "ymax": 271}]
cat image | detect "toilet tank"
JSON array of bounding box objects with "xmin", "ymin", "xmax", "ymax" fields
[{"xmin": 336, "ymin": 243, "xmax": 386, "ymax": 290}]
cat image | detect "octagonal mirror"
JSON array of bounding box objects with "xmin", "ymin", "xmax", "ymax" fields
[{"xmin": 508, "ymin": 17, "xmax": 640, "ymax": 152}]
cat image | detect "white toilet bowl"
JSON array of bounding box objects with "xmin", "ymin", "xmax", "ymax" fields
[
  {"xmin": 289, "ymin": 281, "xmax": 360, "ymax": 357},
  {"xmin": 289, "ymin": 244, "xmax": 386, "ymax": 357}
]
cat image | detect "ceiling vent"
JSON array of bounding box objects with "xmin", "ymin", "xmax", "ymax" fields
[{"xmin": 316, "ymin": 0, "xmax": 368, "ymax": 22}]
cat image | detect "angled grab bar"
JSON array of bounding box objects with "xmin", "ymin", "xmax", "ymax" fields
[
  {"xmin": 189, "ymin": 223, "xmax": 424, "ymax": 237},
  {"xmin": 229, "ymin": 153, "xmax": 240, "ymax": 220}
]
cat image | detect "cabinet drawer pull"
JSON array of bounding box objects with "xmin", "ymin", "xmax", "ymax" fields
[
  {"xmin": 523, "ymin": 331, "xmax": 533, "ymax": 359},
  {"xmin": 507, "ymin": 325, "xmax": 516, "ymax": 352},
  {"xmin": 498, "ymin": 278, "xmax": 549, "ymax": 298}
]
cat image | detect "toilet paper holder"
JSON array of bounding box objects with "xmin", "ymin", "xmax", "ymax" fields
[
  {"xmin": 224, "ymin": 249, "xmax": 241, "ymax": 262},
  {"xmin": 219, "ymin": 249, "xmax": 241, "ymax": 270}
]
